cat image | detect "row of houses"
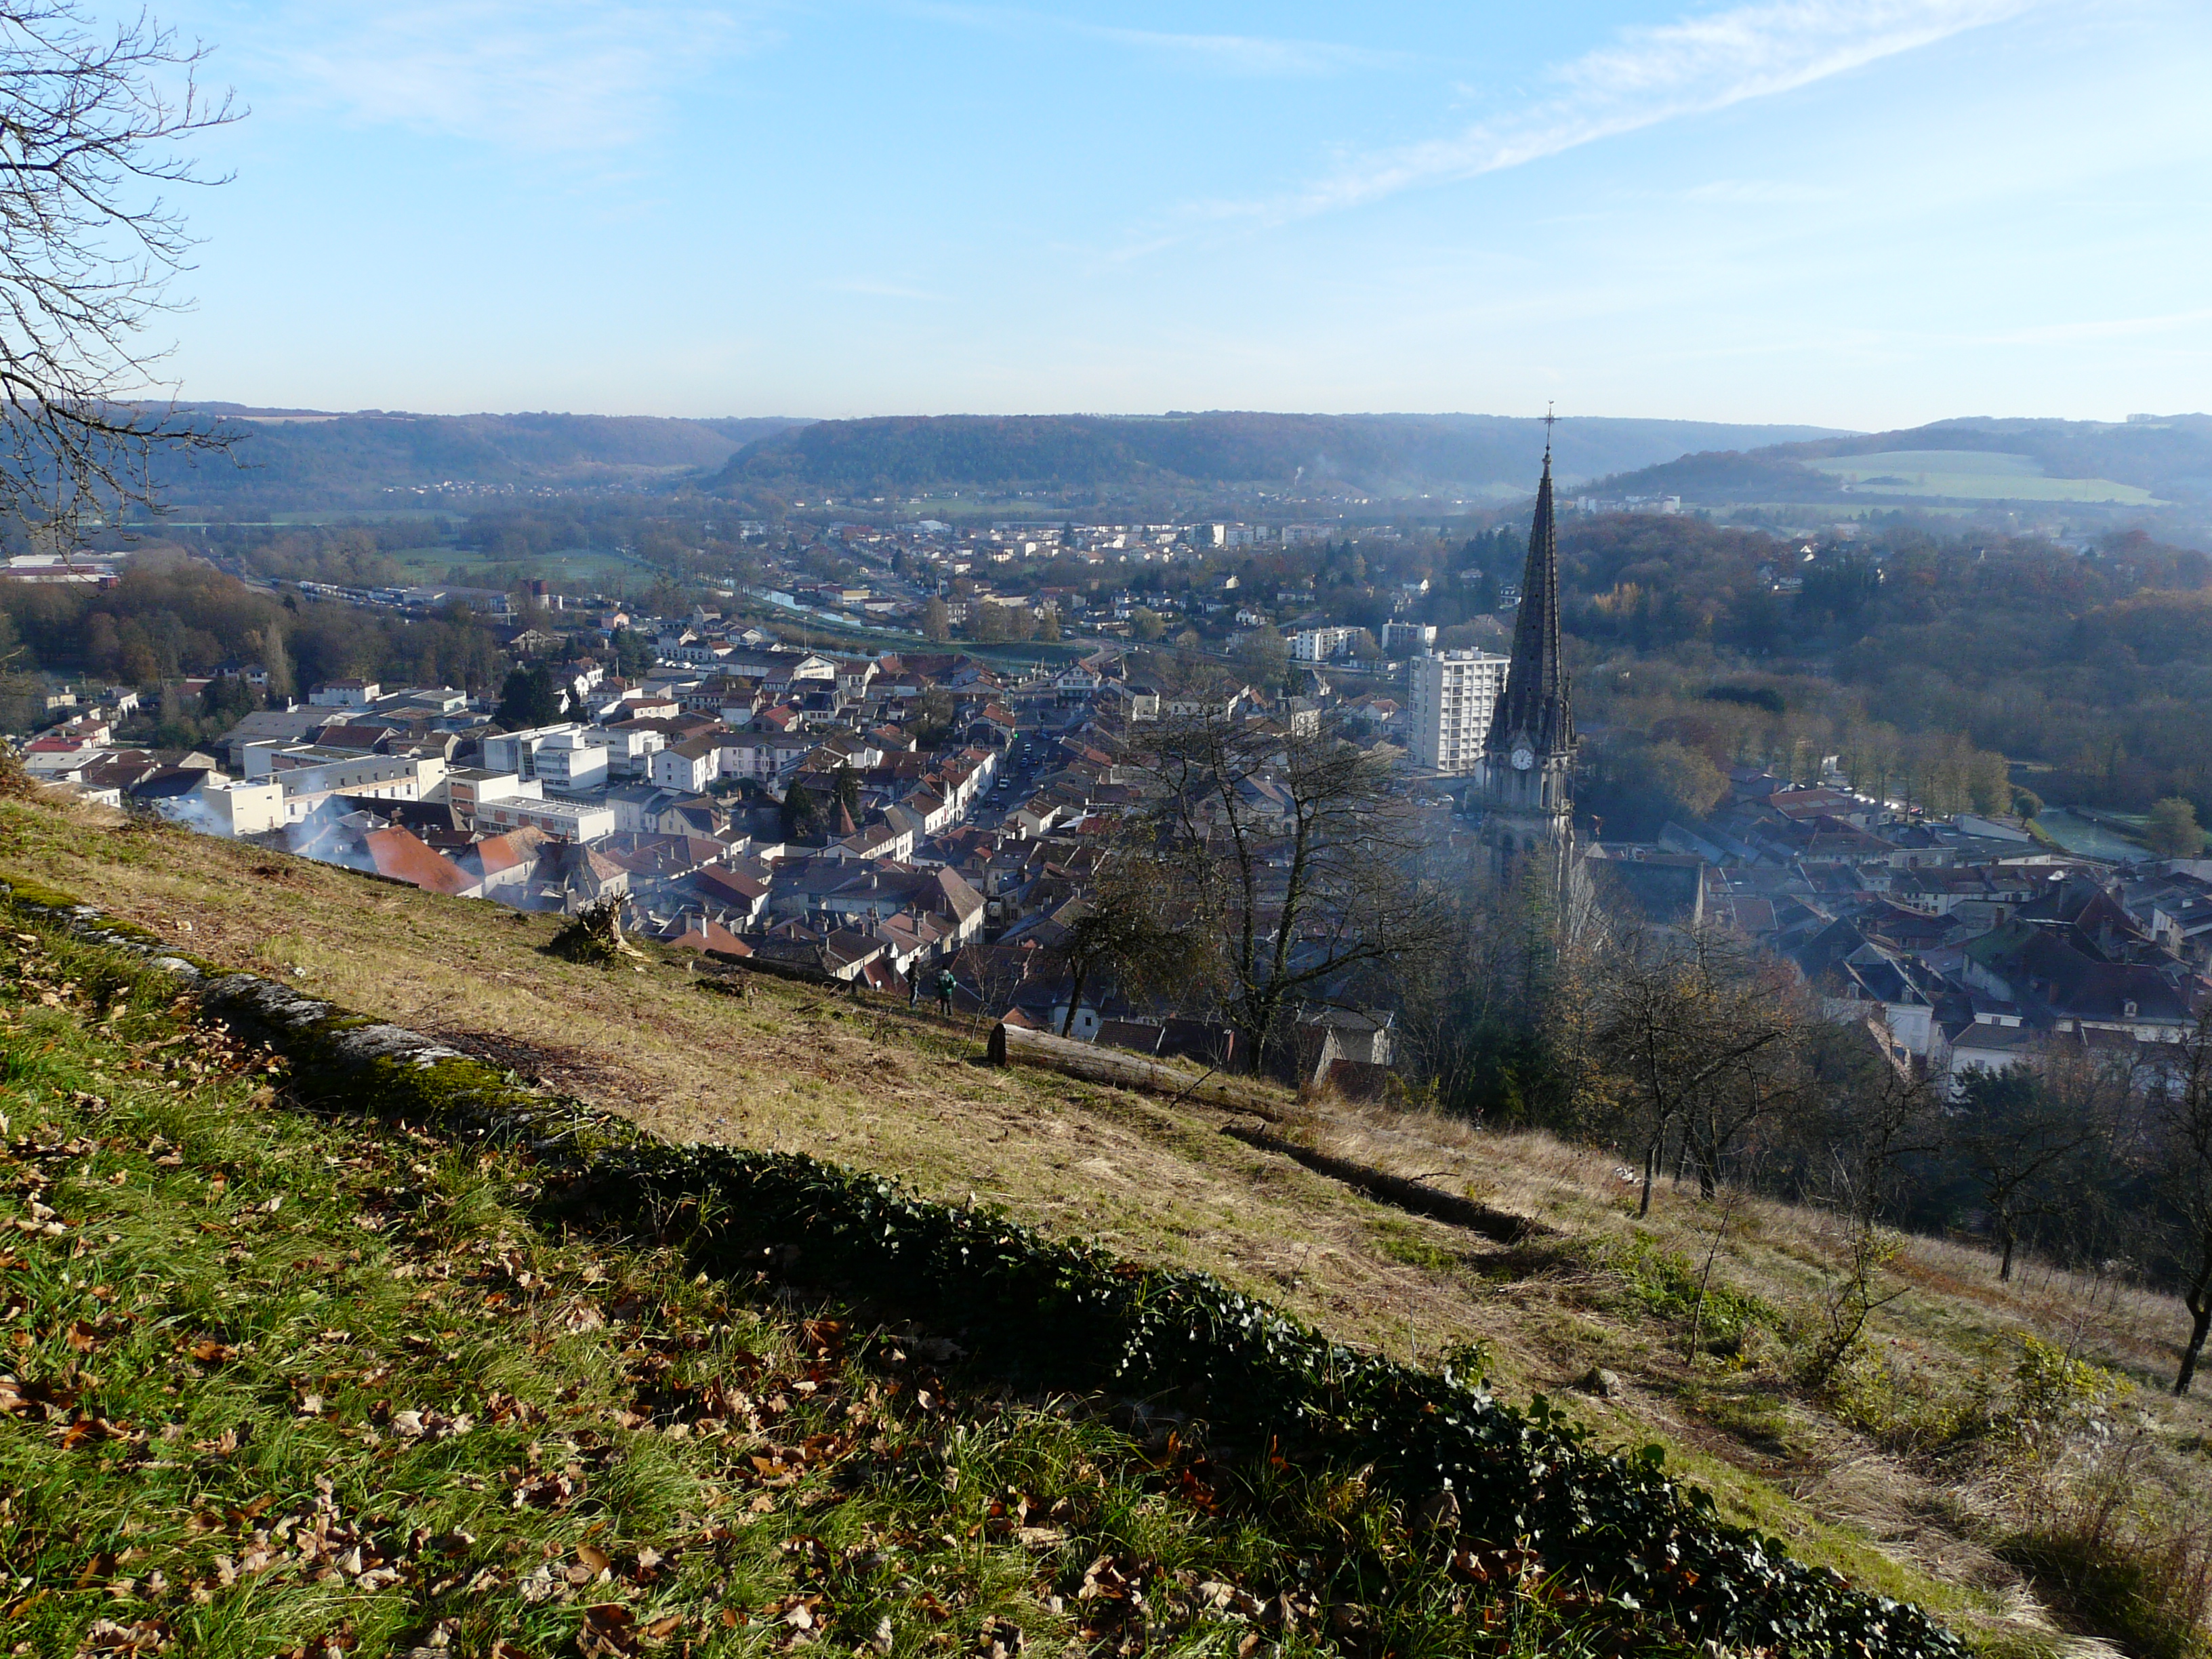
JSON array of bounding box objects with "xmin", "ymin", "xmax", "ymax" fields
[{"xmin": 1630, "ymin": 768, "xmax": 2212, "ymax": 1093}]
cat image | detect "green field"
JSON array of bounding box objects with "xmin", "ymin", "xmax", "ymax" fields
[
  {"xmin": 1807, "ymin": 450, "xmax": 2161, "ymax": 504},
  {"xmin": 380, "ymin": 545, "xmax": 647, "ymax": 586}
]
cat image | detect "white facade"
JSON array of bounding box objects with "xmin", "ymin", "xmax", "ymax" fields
[
  {"xmin": 308, "ymin": 680, "xmax": 380, "ymax": 708},
  {"xmin": 581, "ymin": 725, "xmax": 665, "ymax": 776},
  {"xmin": 480, "ymin": 723, "xmax": 587, "ymax": 779},
  {"xmin": 444, "ymin": 768, "xmax": 541, "ymax": 817},
  {"xmin": 1408, "ymin": 650, "xmax": 1510, "ymax": 774},
  {"xmin": 651, "ymin": 740, "xmax": 718, "ymax": 794},
  {"xmin": 247, "ymin": 750, "xmax": 446, "ymax": 822},
  {"xmin": 532, "ymin": 731, "xmax": 609, "ymax": 791},
  {"xmin": 1288, "ymin": 627, "xmax": 1357, "ymax": 663},
  {"xmin": 716, "ymin": 734, "xmax": 815, "ymax": 783},
  {"xmin": 473, "ymin": 796, "xmax": 615, "ymax": 842},
  {"xmin": 150, "ymin": 775, "xmax": 285, "ymax": 838}
]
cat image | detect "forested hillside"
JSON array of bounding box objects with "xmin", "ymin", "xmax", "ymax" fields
[
  {"xmin": 1593, "ymin": 415, "xmax": 2212, "ymax": 510},
  {"xmin": 1548, "ymin": 512, "xmax": 2212, "ymax": 820},
  {"xmin": 712, "ymin": 412, "xmax": 1846, "ymax": 499},
  {"xmin": 146, "ymin": 410, "xmax": 811, "ymax": 506},
  {"xmin": 0, "ymin": 552, "xmax": 510, "ymax": 741}
]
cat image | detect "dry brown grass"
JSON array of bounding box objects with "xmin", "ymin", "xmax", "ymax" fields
[{"xmin": 10, "ymin": 793, "xmax": 2212, "ymax": 1654}]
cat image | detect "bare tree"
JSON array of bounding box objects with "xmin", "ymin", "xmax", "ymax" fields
[
  {"xmin": 1043, "ymin": 851, "xmax": 1182, "ymax": 1038},
  {"xmin": 2155, "ymin": 1013, "xmax": 2212, "ymax": 1395},
  {"xmin": 1802, "ymin": 1035, "xmax": 1943, "ymax": 1384},
  {"xmin": 0, "ymin": 3, "xmax": 239, "ymax": 534},
  {"xmin": 1950, "ymin": 1064, "xmax": 2103, "ymax": 1282},
  {"xmin": 1681, "ymin": 964, "xmax": 1807, "ymax": 1201},
  {"xmin": 1594, "ymin": 926, "xmax": 1798, "ymax": 1218},
  {"xmin": 1135, "ymin": 712, "xmax": 1446, "ymax": 1076}
]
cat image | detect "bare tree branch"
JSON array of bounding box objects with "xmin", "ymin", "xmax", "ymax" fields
[{"xmin": 0, "ymin": 2, "xmax": 241, "ymax": 537}]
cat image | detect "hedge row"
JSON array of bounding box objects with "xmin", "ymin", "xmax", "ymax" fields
[{"xmin": 559, "ymin": 1145, "xmax": 1965, "ymax": 1659}]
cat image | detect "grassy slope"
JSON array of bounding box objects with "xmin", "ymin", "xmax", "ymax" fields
[
  {"xmin": 0, "ymin": 896, "xmax": 1638, "ymax": 1659},
  {"xmin": 5, "ymin": 795, "xmax": 2210, "ymax": 1653}
]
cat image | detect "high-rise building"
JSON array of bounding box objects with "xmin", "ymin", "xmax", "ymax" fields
[{"xmin": 1408, "ymin": 649, "xmax": 1510, "ymax": 773}]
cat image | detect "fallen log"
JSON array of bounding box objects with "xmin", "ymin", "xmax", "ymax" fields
[
  {"xmin": 987, "ymin": 1021, "xmax": 1286, "ymax": 1120},
  {"xmin": 1219, "ymin": 1123, "xmax": 1542, "ymax": 1245}
]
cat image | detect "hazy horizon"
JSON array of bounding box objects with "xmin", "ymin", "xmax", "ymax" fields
[{"xmin": 186, "ymin": 403, "xmax": 2212, "ymax": 436}]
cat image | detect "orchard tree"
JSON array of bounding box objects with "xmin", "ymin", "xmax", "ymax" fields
[
  {"xmin": 1593, "ymin": 928, "xmax": 1799, "ymax": 1217},
  {"xmin": 1045, "ymin": 854, "xmax": 1181, "ymax": 1039},
  {"xmin": 1948, "ymin": 1065, "xmax": 2103, "ymax": 1282}
]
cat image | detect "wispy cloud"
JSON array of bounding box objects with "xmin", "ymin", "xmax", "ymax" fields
[
  {"xmin": 1071, "ymin": 24, "xmax": 1409, "ymax": 78},
  {"xmin": 898, "ymin": 3, "xmax": 1404, "ymax": 79},
  {"xmin": 266, "ymin": 2, "xmax": 772, "ymax": 155},
  {"xmin": 1238, "ymin": 0, "xmax": 2036, "ymax": 223}
]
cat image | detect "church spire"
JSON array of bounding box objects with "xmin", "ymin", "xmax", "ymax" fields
[{"xmin": 1484, "ymin": 434, "xmax": 1574, "ymax": 759}]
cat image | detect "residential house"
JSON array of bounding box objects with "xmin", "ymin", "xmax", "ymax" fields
[{"xmin": 651, "ymin": 735, "xmax": 720, "ymax": 794}]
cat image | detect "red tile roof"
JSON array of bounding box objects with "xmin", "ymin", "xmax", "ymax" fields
[{"xmin": 364, "ymin": 827, "xmax": 477, "ymax": 896}]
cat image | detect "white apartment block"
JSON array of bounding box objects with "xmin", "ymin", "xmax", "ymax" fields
[
  {"xmin": 1288, "ymin": 626, "xmax": 1357, "ymax": 663},
  {"xmin": 480, "ymin": 722, "xmax": 586, "ymax": 778},
  {"xmin": 582, "ymin": 725, "xmax": 665, "ymax": 777},
  {"xmin": 531, "ymin": 730, "xmax": 609, "ymax": 791},
  {"xmin": 716, "ymin": 733, "xmax": 816, "ymax": 783},
  {"xmin": 1408, "ymin": 650, "xmax": 1510, "ymax": 774}
]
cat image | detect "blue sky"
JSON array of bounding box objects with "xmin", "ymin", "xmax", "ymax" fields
[{"xmin": 148, "ymin": 0, "xmax": 2212, "ymax": 428}]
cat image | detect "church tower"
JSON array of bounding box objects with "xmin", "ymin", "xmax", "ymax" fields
[{"xmin": 1473, "ymin": 428, "xmax": 1577, "ymax": 884}]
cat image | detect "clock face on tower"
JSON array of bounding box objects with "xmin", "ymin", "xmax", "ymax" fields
[{"xmin": 1511, "ymin": 746, "xmax": 1535, "ymax": 771}]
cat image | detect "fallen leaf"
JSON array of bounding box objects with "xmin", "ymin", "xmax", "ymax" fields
[
  {"xmin": 81, "ymin": 1616, "xmax": 169, "ymax": 1653},
  {"xmin": 579, "ymin": 1603, "xmax": 636, "ymax": 1658}
]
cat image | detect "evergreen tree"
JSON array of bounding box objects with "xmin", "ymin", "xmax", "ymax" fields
[
  {"xmin": 495, "ymin": 665, "xmax": 562, "ymax": 729},
  {"xmin": 780, "ymin": 779, "xmax": 822, "ymax": 842}
]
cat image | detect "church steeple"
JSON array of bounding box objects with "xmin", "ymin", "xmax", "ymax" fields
[{"xmin": 1484, "ymin": 428, "xmax": 1574, "ymax": 760}]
